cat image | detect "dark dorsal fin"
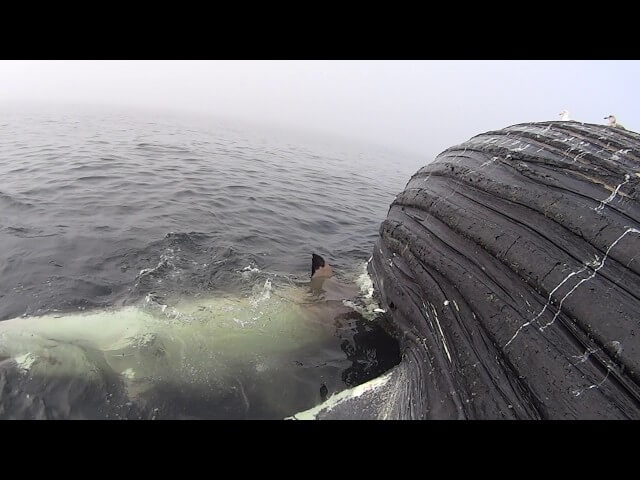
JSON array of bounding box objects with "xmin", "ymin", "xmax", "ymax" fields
[{"xmin": 312, "ymin": 253, "xmax": 325, "ymax": 278}]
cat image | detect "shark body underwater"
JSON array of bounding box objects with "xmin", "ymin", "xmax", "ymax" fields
[{"xmin": 0, "ymin": 254, "xmax": 399, "ymax": 419}]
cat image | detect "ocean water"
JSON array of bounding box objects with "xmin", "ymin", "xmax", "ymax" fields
[{"xmin": 0, "ymin": 107, "xmax": 424, "ymax": 419}]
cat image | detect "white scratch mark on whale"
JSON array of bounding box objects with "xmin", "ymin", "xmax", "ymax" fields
[
  {"xmin": 429, "ymin": 302, "xmax": 452, "ymax": 363},
  {"xmin": 504, "ymin": 264, "xmax": 590, "ymax": 349},
  {"xmin": 506, "ymin": 228, "xmax": 639, "ymax": 347},
  {"xmin": 539, "ymin": 229, "xmax": 639, "ymax": 331},
  {"xmin": 594, "ymin": 174, "xmax": 630, "ymax": 213}
]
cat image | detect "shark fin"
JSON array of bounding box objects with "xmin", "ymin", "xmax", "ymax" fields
[{"xmin": 311, "ymin": 253, "xmax": 333, "ymax": 278}]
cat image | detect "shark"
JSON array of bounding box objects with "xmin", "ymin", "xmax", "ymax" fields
[{"xmin": 0, "ymin": 254, "xmax": 390, "ymax": 419}]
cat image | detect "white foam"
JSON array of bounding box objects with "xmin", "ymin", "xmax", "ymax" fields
[
  {"xmin": 14, "ymin": 352, "xmax": 37, "ymax": 372},
  {"xmin": 250, "ymin": 279, "xmax": 272, "ymax": 306},
  {"xmin": 241, "ymin": 265, "xmax": 261, "ymax": 280},
  {"xmin": 357, "ymin": 268, "xmax": 374, "ymax": 299}
]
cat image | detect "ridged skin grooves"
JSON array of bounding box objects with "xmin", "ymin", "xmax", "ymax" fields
[{"xmin": 367, "ymin": 121, "xmax": 640, "ymax": 419}]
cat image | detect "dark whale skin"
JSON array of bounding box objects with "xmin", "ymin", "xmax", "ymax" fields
[{"xmin": 314, "ymin": 121, "xmax": 640, "ymax": 419}]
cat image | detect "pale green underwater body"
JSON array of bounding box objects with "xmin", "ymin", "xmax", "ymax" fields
[{"xmin": 0, "ymin": 265, "xmax": 395, "ymax": 419}]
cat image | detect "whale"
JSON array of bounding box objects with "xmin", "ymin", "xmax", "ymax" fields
[{"xmin": 292, "ymin": 121, "xmax": 640, "ymax": 420}]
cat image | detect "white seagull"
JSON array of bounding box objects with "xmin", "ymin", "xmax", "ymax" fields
[{"xmin": 604, "ymin": 114, "xmax": 626, "ymax": 130}]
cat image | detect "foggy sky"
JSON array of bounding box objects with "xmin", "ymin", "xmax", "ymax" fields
[{"xmin": 1, "ymin": 60, "xmax": 638, "ymax": 157}]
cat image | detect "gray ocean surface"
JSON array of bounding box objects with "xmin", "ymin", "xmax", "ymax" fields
[{"xmin": 0, "ymin": 106, "xmax": 425, "ymax": 419}]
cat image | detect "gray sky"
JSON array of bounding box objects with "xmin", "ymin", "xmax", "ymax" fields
[{"xmin": 1, "ymin": 60, "xmax": 638, "ymax": 156}]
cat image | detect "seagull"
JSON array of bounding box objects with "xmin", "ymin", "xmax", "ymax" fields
[
  {"xmin": 559, "ymin": 110, "xmax": 570, "ymax": 121},
  {"xmin": 604, "ymin": 114, "xmax": 626, "ymax": 130}
]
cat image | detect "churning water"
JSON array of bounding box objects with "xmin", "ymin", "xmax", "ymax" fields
[{"xmin": 0, "ymin": 107, "xmax": 424, "ymax": 419}]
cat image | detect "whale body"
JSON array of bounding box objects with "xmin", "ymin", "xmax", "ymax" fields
[{"xmin": 296, "ymin": 121, "xmax": 640, "ymax": 420}]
